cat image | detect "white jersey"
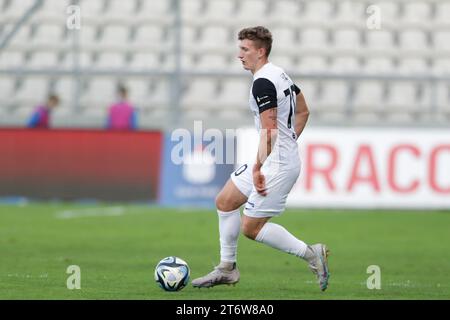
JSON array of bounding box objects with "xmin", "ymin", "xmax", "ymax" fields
[{"xmin": 249, "ymin": 62, "xmax": 301, "ymax": 169}]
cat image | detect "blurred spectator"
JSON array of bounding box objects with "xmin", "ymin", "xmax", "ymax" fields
[
  {"xmin": 27, "ymin": 94, "xmax": 59, "ymax": 129},
  {"xmin": 107, "ymin": 84, "xmax": 137, "ymax": 130}
]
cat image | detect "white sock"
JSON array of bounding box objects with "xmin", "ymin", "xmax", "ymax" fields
[
  {"xmin": 218, "ymin": 209, "xmax": 241, "ymax": 264},
  {"xmin": 255, "ymin": 222, "xmax": 308, "ymax": 259}
]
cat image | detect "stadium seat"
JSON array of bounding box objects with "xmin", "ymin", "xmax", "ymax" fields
[
  {"xmin": 36, "ymin": 0, "xmax": 70, "ymax": 20},
  {"xmin": 2, "ymin": 0, "xmax": 36, "ymax": 20},
  {"xmin": 333, "ymin": 28, "xmax": 361, "ymax": 51},
  {"xmin": 436, "ymin": 83, "xmax": 450, "ymax": 110},
  {"xmin": 138, "ymin": 0, "xmax": 172, "ymax": 19},
  {"xmin": 397, "ymin": 57, "xmax": 428, "ymax": 74},
  {"xmin": 126, "ymin": 79, "xmax": 150, "ymax": 107},
  {"xmin": 435, "ymin": 1, "xmax": 450, "ymax": 25},
  {"xmin": 0, "ymin": 77, "xmax": 16, "ymax": 107},
  {"xmin": 218, "ymin": 79, "xmax": 250, "ymax": 107},
  {"xmin": 270, "ymin": 55, "xmax": 296, "ymax": 71},
  {"xmin": 315, "ymin": 80, "xmax": 349, "ymax": 115},
  {"xmin": 195, "ymin": 54, "xmax": 229, "ymax": 71},
  {"xmin": 79, "ymin": 25, "xmax": 99, "ymax": 46},
  {"xmin": 129, "ymin": 52, "xmax": 160, "ymax": 69},
  {"xmin": 32, "ymin": 23, "xmax": 65, "ymax": 46},
  {"xmin": 100, "ymin": 25, "xmax": 130, "ymax": 46},
  {"xmin": 4, "ymin": 24, "xmax": 31, "ymax": 46},
  {"xmin": 235, "ymin": 0, "xmax": 268, "ymax": 21},
  {"xmin": 80, "ymin": 78, "xmax": 116, "ymax": 109},
  {"xmin": 200, "ymin": 26, "xmax": 231, "ymax": 49},
  {"xmin": 433, "ymin": 58, "xmax": 450, "ymax": 75},
  {"xmin": 204, "ymin": 0, "xmax": 236, "ymax": 21},
  {"xmin": 297, "ymin": 55, "xmax": 328, "ymax": 73},
  {"xmin": 329, "ymin": 56, "xmax": 361, "ymax": 73},
  {"xmin": 134, "ymin": 25, "xmax": 164, "ymax": 45},
  {"xmin": 365, "ymin": 29, "xmax": 395, "ymax": 51},
  {"xmin": 385, "ymin": 81, "xmax": 419, "ymax": 119},
  {"xmin": 434, "ymin": 31, "xmax": 450, "ymax": 51},
  {"xmin": 271, "ymin": 0, "xmax": 302, "ymax": 23},
  {"xmin": 334, "ymin": 0, "xmax": 365, "ymax": 25},
  {"xmin": 399, "ymin": 30, "xmax": 428, "ymax": 51},
  {"xmin": 363, "ymin": 57, "xmax": 395, "ymax": 74},
  {"xmin": 375, "ymin": 1, "xmax": 399, "ymax": 23},
  {"xmin": 0, "ymin": 51, "xmax": 25, "ymax": 68},
  {"xmin": 353, "ymin": 80, "xmax": 386, "ymax": 113},
  {"xmin": 304, "ymin": 0, "xmax": 334, "ymax": 23},
  {"xmin": 95, "ymin": 52, "xmax": 126, "ymax": 69},
  {"xmin": 300, "ymin": 27, "xmax": 328, "ymax": 51},
  {"xmin": 14, "ymin": 78, "xmax": 49, "ymax": 106},
  {"xmin": 148, "ymin": 78, "xmax": 170, "ymax": 106},
  {"xmin": 182, "ymin": 0, "xmax": 206, "ymax": 19},
  {"xmin": 271, "ymin": 27, "xmax": 297, "ymax": 50},
  {"xmin": 182, "ymin": 78, "xmax": 218, "ymax": 108},
  {"xmin": 79, "ymin": 0, "xmax": 105, "ymax": 19},
  {"xmin": 27, "ymin": 52, "xmax": 59, "ymax": 68},
  {"xmin": 402, "ymin": 1, "xmax": 432, "ymax": 23},
  {"xmin": 105, "ymin": 0, "xmax": 137, "ymax": 20}
]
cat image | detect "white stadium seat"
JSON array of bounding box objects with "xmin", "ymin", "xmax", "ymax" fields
[
  {"xmin": 366, "ymin": 30, "xmax": 394, "ymax": 50},
  {"xmin": 27, "ymin": 52, "xmax": 59, "ymax": 68},
  {"xmin": 397, "ymin": 58, "xmax": 428, "ymax": 74},
  {"xmin": 333, "ymin": 28, "xmax": 361, "ymax": 51},
  {"xmin": 218, "ymin": 79, "xmax": 250, "ymax": 107},
  {"xmin": 15, "ymin": 78, "xmax": 49, "ymax": 104},
  {"xmin": 0, "ymin": 51, "xmax": 25, "ymax": 68},
  {"xmin": 300, "ymin": 27, "xmax": 328, "ymax": 51},
  {"xmin": 363, "ymin": 57, "xmax": 395, "ymax": 74},
  {"xmin": 435, "ymin": 2, "xmax": 450, "ymax": 25},
  {"xmin": 79, "ymin": 0, "xmax": 105, "ymax": 19},
  {"xmin": 386, "ymin": 82, "xmax": 418, "ymax": 117},
  {"xmin": 353, "ymin": 81, "xmax": 385, "ymax": 111},
  {"xmin": 315, "ymin": 81, "xmax": 348, "ymax": 112},
  {"xmin": 100, "ymin": 25, "xmax": 130, "ymax": 46},
  {"xmin": 402, "ymin": 1, "xmax": 432, "ymax": 23},
  {"xmin": 32, "ymin": 24, "xmax": 65, "ymax": 46},
  {"xmin": 399, "ymin": 30, "xmax": 428, "ymax": 51},
  {"xmin": 134, "ymin": 25, "xmax": 164, "ymax": 45},
  {"xmin": 205, "ymin": 0, "xmax": 235, "ymax": 20},
  {"xmin": 129, "ymin": 53, "xmax": 160, "ymax": 69},
  {"xmin": 297, "ymin": 55, "xmax": 327, "ymax": 73},
  {"xmin": 434, "ymin": 31, "xmax": 450, "ymax": 51},
  {"xmin": 182, "ymin": 78, "xmax": 218, "ymax": 107},
  {"xmin": 95, "ymin": 52, "xmax": 126, "ymax": 69}
]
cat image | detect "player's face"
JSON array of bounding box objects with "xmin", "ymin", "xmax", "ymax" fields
[{"xmin": 238, "ymin": 39, "xmax": 263, "ymax": 72}]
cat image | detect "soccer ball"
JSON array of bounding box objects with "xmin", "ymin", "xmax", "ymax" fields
[{"xmin": 154, "ymin": 256, "xmax": 190, "ymax": 292}]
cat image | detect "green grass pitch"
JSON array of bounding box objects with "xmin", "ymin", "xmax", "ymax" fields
[{"xmin": 1, "ymin": 203, "xmax": 449, "ymax": 300}]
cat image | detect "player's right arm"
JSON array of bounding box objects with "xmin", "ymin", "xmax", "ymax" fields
[{"xmin": 294, "ymin": 91, "xmax": 309, "ymax": 139}]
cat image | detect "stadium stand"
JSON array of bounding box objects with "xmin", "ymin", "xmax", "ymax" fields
[{"xmin": 0, "ymin": 0, "xmax": 449, "ymax": 129}]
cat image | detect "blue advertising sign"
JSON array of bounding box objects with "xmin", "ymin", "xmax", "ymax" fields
[{"xmin": 159, "ymin": 128, "xmax": 236, "ymax": 208}]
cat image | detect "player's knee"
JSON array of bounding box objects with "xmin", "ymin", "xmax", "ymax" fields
[
  {"xmin": 215, "ymin": 194, "xmax": 235, "ymax": 212},
  {"xmin": 241, "ymin": 223, "xmax": 258, "ymax": 240}
]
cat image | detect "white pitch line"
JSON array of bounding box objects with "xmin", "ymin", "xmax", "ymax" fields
[{"xmin": 55, "ymin": 206, "xmax": 125, "ymax": 219}]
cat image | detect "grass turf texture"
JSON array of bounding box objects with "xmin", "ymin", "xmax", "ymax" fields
[{"xmin": 1, "ymin": 203, "xmax": 449, "ymax": 300}]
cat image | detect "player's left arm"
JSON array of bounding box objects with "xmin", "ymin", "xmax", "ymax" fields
[{"xmin": 294, "ymin": 91, "xmax": 310, "ymax": 139}]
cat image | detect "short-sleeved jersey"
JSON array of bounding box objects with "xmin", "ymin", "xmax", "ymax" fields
[{"xmin": 249, "ymin": 62, "xmax": 301, "ymax": 168}]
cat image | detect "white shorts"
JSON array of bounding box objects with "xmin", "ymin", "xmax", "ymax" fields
[{"xmin": 231, "ymin": 161, "xmax": 301, "ymax": 218}]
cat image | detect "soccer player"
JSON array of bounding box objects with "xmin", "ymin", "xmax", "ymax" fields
[{"xmin": 191, "ymin": 26, "xmax": 330, "ymax": 291}]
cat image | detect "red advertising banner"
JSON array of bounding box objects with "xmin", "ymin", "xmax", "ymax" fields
[{"xmin": 0, "ymin": 129, "xmax": 163, "ymax": 201}]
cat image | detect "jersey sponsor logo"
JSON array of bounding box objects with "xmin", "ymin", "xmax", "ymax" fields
[{"xmin": 256, "ymin": 95, "xmax": 269, "ymax": 103}]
